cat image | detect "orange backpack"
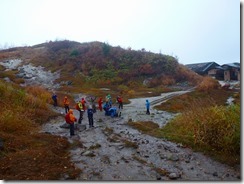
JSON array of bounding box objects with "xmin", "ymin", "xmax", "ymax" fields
[{"xmin": 65, "ymin": 113, "xmax": 71, "ymax": 124}]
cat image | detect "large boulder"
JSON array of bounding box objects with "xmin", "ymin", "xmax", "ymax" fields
[{"xmin": 60, "ymin": 123, "xmax": 86, "ymax": 131}]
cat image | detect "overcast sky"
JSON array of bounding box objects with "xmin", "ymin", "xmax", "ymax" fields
[{"xmin": 0, "ymin": 0, "xmax": 240, "ymax": 65}]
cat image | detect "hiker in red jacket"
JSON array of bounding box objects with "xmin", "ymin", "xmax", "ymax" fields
[
  {"xmin": 117, "ymin": 96, "xmax": 123, "ymax": 109},
  {"xmin": 98, "ymin": 97, "xmax": 103, "ymax": 111},
  {"xmin": 81, "ymin": 98, "xmax": 86, "ymax": 111}
]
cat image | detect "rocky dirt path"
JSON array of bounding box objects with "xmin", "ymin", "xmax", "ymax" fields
[{"xmin": 42, "ymin": 90, "xmax": 240, "ymax": 181}]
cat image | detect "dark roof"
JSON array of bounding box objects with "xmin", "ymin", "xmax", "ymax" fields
[
  {"xmin": 215, "ymin": 66, "xmax": 224, "ymax": 70},
  {"xmin": 221, "ymin": 63, "xmax": 240, "ymax": 69},
  {"xmin": 185, "ymin": 62, "xmax": 219, "ymax": 73}
]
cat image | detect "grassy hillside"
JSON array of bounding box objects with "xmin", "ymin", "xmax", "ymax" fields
[
  {"xmin": 0, "ymin": 40, "xmax": 201, "ymax": 93},
  {"xmin": 0, "ymin": 80, "xmax": 81, "ymax": 179}
]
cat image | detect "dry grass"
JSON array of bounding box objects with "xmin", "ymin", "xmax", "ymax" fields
[
  {"xmin": 196, "ymin": 76, "xmax": 220, "ymax": 92},
  {"xmin": 155, "ymin": 88, "xmax": 232, "ymax": 113},
  {"xmin": 152, "ymin": 167, "xmax": 169, "ymax": 176},
  {"xmin": 129, "ymin": 87, "xmax": 240, "ymax": 167},
  {"xmin": 160, "ymin": 103, "xmax": 240, "ymax": 166},
  {"xmin": 128, "ymin": 121, "xmax": 159, "ymax": 135},
  {"xmin": 0, "ymin": 80, "xmax": 81, "ymax": 180},
  {"xmin": 122, "ymin": 139, "xmax": 138, "ymax": 149},
  {"xmin": 132, "ymin": 155, "xmax": 148, "ymax": 165},
  {"xmin": 0, "ymin": 133, "xmax": 81, "ymax": 180}
]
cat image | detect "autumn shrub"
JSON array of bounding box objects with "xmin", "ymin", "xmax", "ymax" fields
[
  {"xmin": 160, "ymin": 103, "xmax": 240, "ymax": 165},
  {"xmin": 0, "ymin": 70, "xmax": 18, "ymax": 81},
  {"xmin": 0, "ymin": 109, "xmax": 34, "ymax": 134},
  {"xmin": 25, "ymin": 85, "xmax": 52, "ymax": 104},
  {"xmin": 127, "ymin": 89, "xmax": 135, "ymax": 96},
  {"xmin": 0, "ymin": 81, "xmax": 57, "ymax": 131},
  {"xmin": 128, "ymin": 121, "xmax": 159, "ymax": 134},
  {"xmin": 175, "ymin": 64, "xmax": 202, "ymax": 85},
  {"xmin": 0, "ymin": 80, "xmax": 80, "ymax": 179},
  {"xmin": 117, "ymin": 84, "xmax": 129, "ymax": 93},
  {"xmin": 161, "ymin": 75, "xmax": 176, "ymax": 86},
  {"xmin": 197, "ymin": 76, "xmax": 220, "ymax": 92},
  {"xmin": 155, "ymin": 88, "xmax": 232, "ymax": 113},
  {"xmin": 12, "ymin": 77, "xmax": 25, "ymax": 84}
]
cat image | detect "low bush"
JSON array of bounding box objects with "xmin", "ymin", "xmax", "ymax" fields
[
  {"xmin": 197, "ymin": 76, "xmax": 220, "ymax": 92},
  {"xmin": 160, "ymin": 103, "xmax": 240, "ymax": 166},
  {"xmin": 0, "ymin": 80, "xmax": 81, "ymax": 179}
]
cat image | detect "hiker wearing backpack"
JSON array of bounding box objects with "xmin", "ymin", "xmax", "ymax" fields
[
  {"xmin": 52, "ymin": 92, "xmax": 58, "ymax": 107},
  {"xmin": 65, "ymin": 109, "xmax": 77, "ymax": 136},
  {"xmin": 76, "ymin": 101, "xmax": 84, "ymax": 124},
  {"xmin": 87, "ymin": 105, "xmax": 94, "ymax": 128},
  {"xmin": 63, "ymin": 96, "xmax": 70, "ymax": 114},
  {"xmin": 145, "ymin": 99, "xmax": 150, "ymax": 115},
  {"xmin": 81, "ymin": 98, "xmax": 86, "ymax": 111}
]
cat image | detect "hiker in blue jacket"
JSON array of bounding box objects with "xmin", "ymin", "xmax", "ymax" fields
[
  {"xmin": 109, "ymin": 107, "xmax": 118, "ymax": 117},
  {"xmin": 145, "ymin": 99, "xmax": 150, "ymax": 115},
  {"xmin": 103, "ymin": 102, "xmax": 110, "ymax": 116},
  {"xmin": 52, "ymin": 92, "xmax": 58, "ymax": 107}
]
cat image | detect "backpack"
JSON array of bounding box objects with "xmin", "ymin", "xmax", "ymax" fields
[
  {"xmin": 65, "ymin": 113, "xmax": 71, "ymax": 124},
  {"xmin": 87, "ymin": 108, "xmax": 93, "ymax": 115},
  {"xmin": 52, "ymin": 94, "xmax": 57, "ymax": 100},
  {"xmin": 75, "ymin": 103, "xmax": 80, "ymax": 110}
]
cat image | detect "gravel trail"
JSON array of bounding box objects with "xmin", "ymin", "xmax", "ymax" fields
[{"xmin": 42, "ymin": 90, "xmax": 240, "ymax": 181}]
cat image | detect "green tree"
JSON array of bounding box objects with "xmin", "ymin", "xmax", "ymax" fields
[{"xmin": 102, "ymin": 42, "xmax": 110, "ymax": 56}]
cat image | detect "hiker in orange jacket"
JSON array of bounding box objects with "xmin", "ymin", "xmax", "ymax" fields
[
  {"xmin": 67, "ymin": 109, "xmax": 77, "ymax": 136},
  {"xmin": 63, "ymin": 96, "xmax": 70, "ymax": 114}
]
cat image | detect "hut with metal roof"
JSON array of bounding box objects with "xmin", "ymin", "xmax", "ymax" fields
[{"xmin": 221, "ymin": 63, "xmax": 240, "ymax": 81}]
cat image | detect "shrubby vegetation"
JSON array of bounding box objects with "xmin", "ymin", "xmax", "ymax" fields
[
  {"xmin": 7, "ymin": 40, "xmax": 200, "ymax": 89},
  {"xmin": 0, "ymin": 80, "xmax": 81, "ymax": 179},
  {"xmin": 131, "ymin": 77, "xmax": 240, "ymax": 166}
]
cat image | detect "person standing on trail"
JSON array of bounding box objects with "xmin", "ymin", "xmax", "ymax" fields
[
  {"xmin": 87, "ymin": 105, "xmax": 94, "ymax": 128},
  {"xmin": 52, "ymin": 92, "xmax": 58, "ymax": 107},
  {"xmin": 145, "ymin": 99, "xmax": 150, "ymax": 115},
  {"xmin": 106, "ymin": 94, "xmax": 112, "ymax": 107},
  {"xmin": 98, "ymin": 97, "xmax": 103, "ymax": 111},
  {"xmin": 63, "ymin": 96, "xmax": 70, "ymax": 114},
  {"xmin": 117, "ymin": 96, "xmax": 123, "ymax": 109},
  {"xmin": 103, "ymin": 102, "xmax": 110, "ymax": 116},
  {"xmin": 81, "ymin": 97, "xmax": 86, "ymax": 111},
  {"xmin": 66, "ymin": 109, "xmax": 77, "ymax": 136},
  {"xmin": 76, "ymin": 101, "xmax": 84, "ymax": 124},
  {"xmin": 88, "ymin": 96, "xmax": 97, "ymax": 113}
]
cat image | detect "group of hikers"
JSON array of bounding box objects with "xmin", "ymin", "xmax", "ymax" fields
[
  {"xmin": 52, "ymin": 92, "xmax": 150, "ymax": 137},
  {"xmin": 52, "ymin": 93, "xmax": 126, "ymax": 136}
]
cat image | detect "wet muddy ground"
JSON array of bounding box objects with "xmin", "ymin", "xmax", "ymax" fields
[{"xmin": 42, "ymin": 91, "xmax": 240, "ymax": 181}]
